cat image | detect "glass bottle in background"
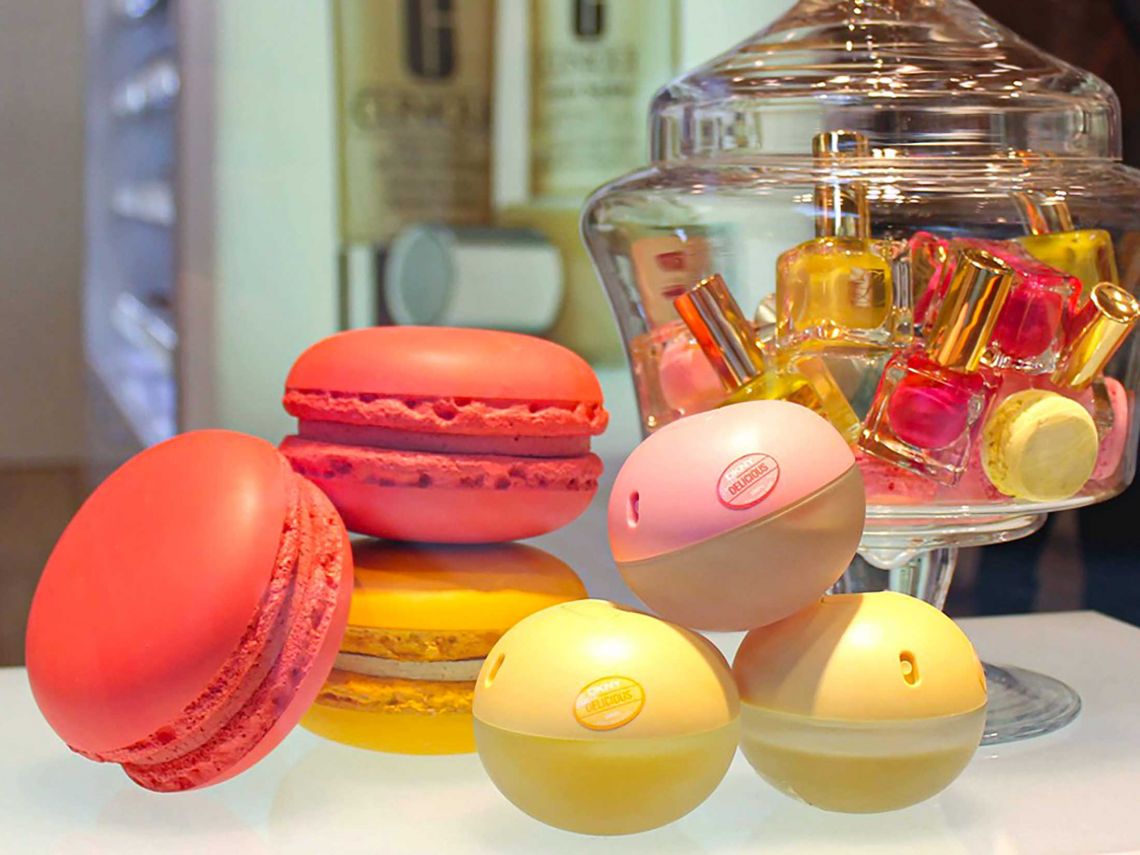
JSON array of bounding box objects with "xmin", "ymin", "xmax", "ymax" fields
[
  {"xmin": 500, "ymin": 0, "xmax": 678, "ymax": 363},
  {"xmin": 333, "ymin": 0, "xmax": 495, "ymax": 328}
]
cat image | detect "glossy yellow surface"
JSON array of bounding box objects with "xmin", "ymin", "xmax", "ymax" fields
[
  {"xmin": 348, "ymin": 542, "xmax": 588, "ymax": 632},
  {"xmin": 1017, "ymin": 229, "xmax": 1119, "ymax": 294},
  {"xmin": 302, "ymin": 703, "xmax": 475, "ymax": 755},
  {"xmin": 982, "ymin": 390, "xmax": 1098, "ymax": 501},
  {"xmin": 473, "ymin": 599, "xmax": 739, "ymax": 834}
]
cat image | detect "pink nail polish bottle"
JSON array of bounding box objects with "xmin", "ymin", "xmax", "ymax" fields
[{"xmin": 861, "ymin": 248, "xmax": 1015, "ymax": 485}]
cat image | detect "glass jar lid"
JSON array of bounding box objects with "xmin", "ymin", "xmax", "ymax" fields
[{"xmin": 651, "ymin": 0, "xmax": 1120, "ymax": 162}]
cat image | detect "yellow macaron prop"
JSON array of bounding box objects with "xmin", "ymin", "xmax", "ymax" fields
[
  {"xmin": 733, "ymin": 592, "xmax": 987, "ymax": 814},
  {"xmin": 473, "ymin": 599, "xmax": 740, "ymax": 835},
  {"xmin": 981, "ymin": 389, "xmax": 1099, "ymax": 501},
  {"xmin": 301, "ymin": 541, "xmax": 587, "ymax": 755}
]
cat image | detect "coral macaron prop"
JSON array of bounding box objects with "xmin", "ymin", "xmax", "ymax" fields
[
  {"xmin": 301, "ymin": 540, "xmax": 587, "ymax": 755},
  {"xmin": 609, "ymin": 400, "xmax": 866, "ymax": 631},
  {"xmin": 280, "ymin": 327, "xmax": 608, "ymax": 543},
  {"xmin": 25, "ymin": 431, "xmax": 354, "ymax": 792}
]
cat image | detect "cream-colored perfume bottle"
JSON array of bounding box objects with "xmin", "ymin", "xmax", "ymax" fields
[
  {"xmin": 333, "ymin": 0, "xmax": 495, "ymax": 327},
  {"xmin": 676, "ymin": 275, "xmax": 862, "ymax": 443},
  {"xmin": 776, "ymin": 131, "xmax": 909, "ymax": 350},
  {"xmin": 1014, "ymin": 192, "xmax": 1119, "ymax": 298}
]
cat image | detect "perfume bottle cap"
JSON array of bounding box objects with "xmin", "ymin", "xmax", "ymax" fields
[
  {"xmin": 1013, "ymin": 191, "xmax": 1076, "ymax": 235},
  {"xmin": 674, "ymin": 274, "xmax": 767, "ymax": 391},
  {"xmin": 812, "ymin": 130, "xmax": 870, "ymax": 241},
  {"xmin": 926, "ymin": 248, "xmax": 1015, "ymax": 372},
  {"xmin": 1052, "ymin": 282, "xmax": 1140, "ymax": 389}
]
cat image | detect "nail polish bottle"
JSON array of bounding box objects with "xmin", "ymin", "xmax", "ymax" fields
[
  {"xmin": 1014, "ymin": 192, "xmax": 1119, "ymax": 298},
  {"xmin": 676, "ymin": 275, "xmax": 862, "ymax": 443},
  {"xmin": 860, "ymin": 248, "xmax": 1015, "ymax": 485},
  {"xmin": 916, "ymin": 238, "xmax": 1079, "ymax": 374},
  {"xmin": 1046, "ymin": 282, "xmax": 1140, "ymax": 478},
  {"xmin": 776, "ymin": 131, "xmax": 910, "ymax": 350}
]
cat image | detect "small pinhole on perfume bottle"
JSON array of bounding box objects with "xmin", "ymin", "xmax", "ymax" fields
[
  {"xmin": 628, "ymin": 491, "xmax": 640, "ymax": 527},
  {"xmin": 485, "ymin": 653, "xmax": 506, "ymax": 687},
  {"xmin": 900, "ymin": 651, "xmax": 920, "ymax": 686}
]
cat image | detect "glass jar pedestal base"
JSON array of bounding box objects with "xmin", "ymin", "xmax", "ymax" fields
[{"xmin": 844, "ymin": 518, "xmax": 1081, "ymax": 746}]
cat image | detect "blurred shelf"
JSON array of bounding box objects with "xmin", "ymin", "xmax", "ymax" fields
[
  {"xmin": 110, "ymin": 179, "xmax": 175, "ymax": 226},
  {"xmin": 110, "ymin": 54, "xmax": 179, "ymax": 116}
]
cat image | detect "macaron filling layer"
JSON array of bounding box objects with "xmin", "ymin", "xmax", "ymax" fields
[
  {"xmin": 80, "ymin": 473, "xmax": 347, "ymax": 792},
  {"xmin": 298, "ymin": 419, "xmax": 591, "ymax": 458},
  {"xmin": 334, "ymin": 652, "xmax": 484, "ymax": 682},
  {"xmin": 284, "ymin": 391, "xmax": 608, "ymax": 438},
  {"xmin": 281, "ymin": 437, "xmax": 602, "ymax": 493}
]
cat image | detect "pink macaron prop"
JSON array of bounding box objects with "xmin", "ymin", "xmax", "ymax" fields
[
  {"xmin": 280, "ymin": 327, "xmax": 608, "ymax": 543},
  {"xmin": 608, "ymin": 401, "xmax": 866, "ymax": 632}
]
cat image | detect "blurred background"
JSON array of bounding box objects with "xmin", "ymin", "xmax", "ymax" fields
[{"xmin": 2, "ymin": 0, "xmax": 1139, "ymax": 666}]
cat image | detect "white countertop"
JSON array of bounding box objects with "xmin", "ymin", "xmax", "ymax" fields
[{"xmin": 3, "ymin": 610, "xmax": 1139, "ymax": 854}]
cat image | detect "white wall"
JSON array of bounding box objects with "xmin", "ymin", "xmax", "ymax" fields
[{"xmin": 0, "ymin": 0, "xmax": 86, "ymax": 463}]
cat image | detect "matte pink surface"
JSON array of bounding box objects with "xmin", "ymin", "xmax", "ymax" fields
[
  {"xmin": 25, "ymin": 431, "xmax": 352, "ymax": 791},
  {"xmin": 609, "ymin": 401, "xmax": 856, "ymax": 563},
  {"xmin": 280, "ymin": 436, "xmax": 600, "ymax": 542},
  {"xmin": 285, "ymin": 326, "xmax": 605, "ymax": 407}
]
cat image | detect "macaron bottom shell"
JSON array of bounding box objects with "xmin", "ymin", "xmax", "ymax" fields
[
  {"xmin": 301, "ymin": 702, "xmax": 475, "ymax": 755},
  {"xmin": 473, "ymin": 720, "xmax": 740, "ymax": 836},
  {"xmin": 282, "ymin": 439, "xmax": 600, "ymax": 543}
]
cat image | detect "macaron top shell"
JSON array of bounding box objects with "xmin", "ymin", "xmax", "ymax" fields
[
  {"xmin": 348, "ymin": 542, "xmax": 588, "ymax": 632},
  {"xmin": 286, "ymin": 326, "xmax": 603, "ymax": 404},
  {"xmin": 609, "ymin": 401, "xmax": 857, "ymax": 564},
  {"xmin": 733, "ymin": 592, "xmax": 987, "ymax": 721},
  {"xmin": 26, "ymin": 431, "xmax": 296, "ymax": 754}
]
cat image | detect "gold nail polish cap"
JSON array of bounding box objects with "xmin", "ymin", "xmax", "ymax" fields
[
  {"xmin": 927, "ymin": 248, "xmax": 1015, "ymax": 372},
  {"xmin": 674, "ymin": 274, "xmax": 767, "ymax": 390},
  {"xmin": 813, "ymin": 130, "xmax": 871, "ymax": 240},
  {"xmin": 1052, "ymin": 282, "xmax": 1140, "ymax": 390}
]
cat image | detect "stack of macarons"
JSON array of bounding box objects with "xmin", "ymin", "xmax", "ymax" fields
[
  {"xmin": 276, "ymin": 326, "xmax": 607, "ymax": 754},
  {"xmin": 25, "ymin": 326, "xmax": 608, "ymax": 788},
  {"xmin": 279, "ymin": 326, "xmax": 609, "ymax": 543}
]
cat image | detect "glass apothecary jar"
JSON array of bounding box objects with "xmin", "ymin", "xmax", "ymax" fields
[{"xmin": 583, "ymin": 0, "xmax": 1140, "ymax": 743}]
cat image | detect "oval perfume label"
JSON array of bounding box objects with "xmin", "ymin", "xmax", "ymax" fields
[
  {"xmin": 573, "ymin": 676, "xmax": 645, "ymax": 732},
  {"xmin": 718, "ymin": 453, "xmax": 780, "ymax": 510}
]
